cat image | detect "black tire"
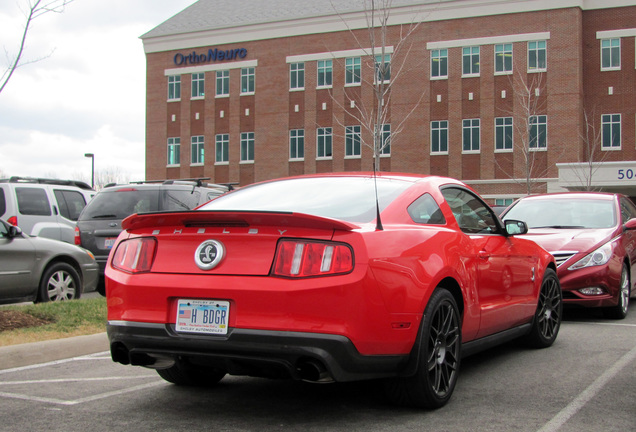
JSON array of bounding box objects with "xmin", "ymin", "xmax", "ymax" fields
[
  {"xmin": 156, "ymin": 358, "xmax": 226, "ymax": 387},
  {"xmin": 385, "ymin": 289, "xmax": 461, "ymax": 409},
  {"xmin": 38, "ymin": 262, "xmax": 81, "ymax": 302},
  {"xmin": 524, "ymin": 268, "xmax": 561, "ymax": 348},
  {"xmin": 96, "ymin": 277, "xmax": 106, "ymax": 297},
  {"xmin": 604, "ymin": 263, "xmax": 629, "ymax": 320}
]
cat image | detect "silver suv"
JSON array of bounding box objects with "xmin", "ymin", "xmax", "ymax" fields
[
  {"xmin": 0, "ymin": 177, "xmax": 95, "ymax": 244},
  {"xmin": 75, "ymin": 179, "xmax": 230, "ymax": 294}
]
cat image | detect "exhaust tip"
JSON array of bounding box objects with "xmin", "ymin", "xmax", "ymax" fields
[{"xmin": 298, "ymin": 359, "xmax": 334, "ymax": 383}]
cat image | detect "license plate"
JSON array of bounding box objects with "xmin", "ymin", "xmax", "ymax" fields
[
  {"xmin": 176, "ymin": 299, "xmax": 230, "ymax": 335},
  {"xmin": 104, "ymin": 237, "xmax": 117, "ymax": 249}
]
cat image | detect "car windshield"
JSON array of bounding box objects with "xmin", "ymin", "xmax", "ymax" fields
[
  {"xmin": 504, "ymin": 198, "xmax": 616, "ymax": 229},
  {"xmin": 199, "ymin": 177, "xmax": 412, "ymax": 223},
  {"xmin": 80, "ymin": 188, "xmax": 201, "ymax": 220}
]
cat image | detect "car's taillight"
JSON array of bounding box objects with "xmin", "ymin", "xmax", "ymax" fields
[
  {"xmin": 272, "ymin": 240, "xmax": 353, "ymax": 278},
  {"xmin": 111, "ymin": 238, "xmax": 157, "ymax": 273},
  {"xmin": 7, "ymin": 216, "xmax": 17, "ymax": 226},
  {"xmin": 74, "ymin": 226, "xmax": 81, "ymax": 245}
]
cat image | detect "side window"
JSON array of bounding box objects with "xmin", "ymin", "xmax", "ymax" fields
[
  {"xmin": 54, "ymin": 190, "xmax": 87, "ymax": 221},
  {"xmin": 620, "ymin": 198, "xmax": 636, "ymax": 223},
  {"xmin": 16, "ymin": 187, "xmax": 51, "ymax": 216},
  {"xmin": 441, "ymin": 187, "xmax": 499, "ymax": 234},
  {"xmin": 0, "ymin": 188, "xmax": 6, "ymax": 216},
  {"xmin": 408, "ymin": 193, "xmax": 446, "ymax": 225}
]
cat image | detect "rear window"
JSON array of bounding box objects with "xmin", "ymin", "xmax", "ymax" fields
[
  {"xmin": 80, "ymin": 188, "xmax": 202, "ymax": 220},
  {"xmin": 0, "ymin": 188, "xmax": 5, "ymax": 217},
  {"xmin": 16, "ymin": 187, "xmax": 51, "ymax": 216},
  {"xmin": 200, "ymin": 177, "xmax": 411, "ymax": 223}
]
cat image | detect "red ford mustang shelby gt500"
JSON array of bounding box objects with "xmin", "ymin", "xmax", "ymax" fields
[{"xmin": 106, "ymin": 173, "xmax": 561, "ymax": 409}]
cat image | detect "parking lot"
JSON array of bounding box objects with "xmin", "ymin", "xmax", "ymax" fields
[{"xmin": 0, "ymin": 309, "xmax": 634, "ymax": 432}]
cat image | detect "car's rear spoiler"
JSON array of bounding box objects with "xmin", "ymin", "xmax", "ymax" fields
[{"xmin": 121, "ymin": 210, "xmax": 360, "ymax": 232}]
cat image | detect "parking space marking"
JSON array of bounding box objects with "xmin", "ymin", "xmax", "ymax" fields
[
  {"xmin": 537, "ymin": 343, "xmax": 636, "ymax": 432},
  {"xmin": 0, "ymin": 375, "xmax": 157, "ymax": 386},
  {"xmin": 0, "ymin": 381, "xmax": 164, "ymax": 406}
]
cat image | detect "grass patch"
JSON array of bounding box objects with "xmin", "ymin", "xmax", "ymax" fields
[{"xmin": 0, "ymin": 297, "xmax": 107, "ymax": 347}]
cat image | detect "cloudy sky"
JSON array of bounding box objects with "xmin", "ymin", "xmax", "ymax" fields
[{"xmin": 0, "ymin": 0, "xmax": 197, "ymax": 184}]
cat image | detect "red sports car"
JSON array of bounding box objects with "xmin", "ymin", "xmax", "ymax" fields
[
  {"xmin": 502, "ymin": 192, "xmax": 636, "ymax": 319},
  {"xmin": 106, "ymin": 173, "xmax": 561, "ymax": 409}
]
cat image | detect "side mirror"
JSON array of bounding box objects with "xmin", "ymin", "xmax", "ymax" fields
[
  {"xmin": 504, "ymin": 219, "xmax": 528, "ymax": 236},
  {"xmin": 624, "ymin": 218, "xmax": 636, "ymax": 231},
  {"xmin": 8, "ymin": 225, "xmax": 23, "ymax": 238}
]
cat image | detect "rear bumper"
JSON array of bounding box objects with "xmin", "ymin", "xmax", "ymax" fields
[{"xmin": 107, "ymin": 320, "xmax": 409, "ymax": 382}]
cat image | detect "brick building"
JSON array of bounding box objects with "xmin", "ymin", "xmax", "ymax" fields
[{"xmin": 141, "ymin": 0, "xmax": 636, "ymax": 204}]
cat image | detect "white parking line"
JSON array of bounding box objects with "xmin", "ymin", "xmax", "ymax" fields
[
  {"xmin": 0, "ymin": 376, "xmax": 156, "ymax": 386},
  {"xmin": 0, "ymin": 381, "xmax": 165, "ymax": 406},
  {"xmin": 537, "ymin": 344, "xmax": 636, "ymax": 432}
]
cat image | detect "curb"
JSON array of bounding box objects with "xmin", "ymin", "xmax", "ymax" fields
[{"xmin": 0, "ymin": 332, "xmax": 109, "ymax": 370}]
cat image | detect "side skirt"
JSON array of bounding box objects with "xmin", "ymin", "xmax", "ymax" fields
[{"xmin": 461, "ymin": 324, "xmax": 532, "ymax": 358}]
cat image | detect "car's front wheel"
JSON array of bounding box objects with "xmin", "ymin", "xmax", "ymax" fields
[
  {"xmin": 604, "ymin": 263, "xmax": 629, "ymax": 320},
  {"xmin": 157, "ymin": 358, "xmax": 226, "ymax": 387},
  {"xmin": 385, "ymin": 288, "xmax": 461, "ymax": 409},
  {"xmin": 38, "ymin": 262, "xmax": 81, "ymax": 302}
]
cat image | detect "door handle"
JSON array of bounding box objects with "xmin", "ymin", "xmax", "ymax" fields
[{"xmin": 478, "ymin": 251, "xmax": 490, "ymax": 260}]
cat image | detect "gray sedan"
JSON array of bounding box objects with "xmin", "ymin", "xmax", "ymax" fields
[{"xmin": 0, "ymin": 218, "xmax": 99, "ymax": 304}]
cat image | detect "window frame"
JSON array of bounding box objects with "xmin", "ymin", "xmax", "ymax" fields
[
  {"xmin": 241, "ymin": 67, "xmax": 255, "ymax": 95},
  {"xmin": 290, "ymin": 62, "xmax": 305, "ymax": 91},
  {"xmin": 215, "ymin": 134, "xmax": 229, "ymax": 165},
  {"xmin": 529, "ymin": 115, "xmax": 548, "ymax": 150},
  {"xmin": 168, "ymin": 75, "xmax": 181, "ymax": 101},
  {"xmin": 240, "ymin": 132, "xmax": 255, "ymax": 163},
  {"xmin": 462, "ymin": 46, "xmax": 480, "ymax": 77},
  {"xmin": 462, "ymin": 118, "xmax": 481, "ymax": 153},
  {"xmin": 431, "ymin": 120, "xmax": 449, "ymax": 155},
  {"xmin": 345, "ymin": 125, "xmax": 362, "ymax": 158},
  {"xmin": 495, "ymin": 117, "xmax": 513, "ymax": 152},
  {"xmin": 289, "ymin": 129, "xmax": 305, "ymax": 161},
  {"xmin": 528, "ymin": 40, "xmax": 547, "ymax": 72},
  {"xmin": 375, "ymin": 54, "xmax": 391, "ymax": 84},
  {"xmin": 600, "ymin": 38, "xmax": 621, "ymax": 71},
  {"xmin": 601, "ymin": 114, "xmax": 621, "ymax": 150},
  {"xmin": 316, "ymin": 127, "xmax": 333, "ymax": 160},
  {"xmin": 191, "ymin": 72, "xmax": 205, "ymax": 99},
  {"xmin": 345, "ymin": 57, "xmax": 361, "ymax": 86},
  {"xmin": 216, "ymin": 70, "xmax": 230, "ymax": 97},
  {"xmin": 431, "ymin": 49, "xmax": 448, "ymax": 79},
  {"xmin": 317, "ymin": 59, "xmax": 333, "ymax": 88},
  {"xmin": 379, "ymin": 124, "xmax": 391, "ymax": 156},
  {"xmin": 167, "ymin": 137, "xmax": 181, "ymax": 166},
  {"xmin": 190, "ymin": 135, "xmax": 205, "ymax": 165},
  {"xmin": 494, "ymin": 43, "xmax": 513, "ymax": 75}
]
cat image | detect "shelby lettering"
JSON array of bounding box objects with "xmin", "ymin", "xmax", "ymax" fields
[{"xmin": 174, "ymin": 48, "xmax": 248, "ymax": 66}]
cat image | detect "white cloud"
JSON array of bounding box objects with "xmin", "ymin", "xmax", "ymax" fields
[{"xmin": 0, "ymin": 0, "xmax": 196, "ymax": 183}]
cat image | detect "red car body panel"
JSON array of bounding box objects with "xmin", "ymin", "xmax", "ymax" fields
[{"xmin": 106, "ymin": 173, "xmax": 556, "ymax": 382}]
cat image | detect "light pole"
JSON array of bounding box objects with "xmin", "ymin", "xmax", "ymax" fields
[{"xmin": 84, "ymin": 153, "xmax": 94, "ymax": 189}]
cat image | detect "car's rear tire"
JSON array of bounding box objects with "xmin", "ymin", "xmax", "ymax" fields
[
  {"xmin": 156, "ymin": 358, "xmax": 226, "ymax": 387},
  {"xmin": 38, "ymin": 262, "xmax": 81, "ymax": 302},
  {"xmin": 604, "ymin": 264, "xmax": 629, "ymax": 320},
  {"xmin": 384, "ymin": 288, "xmax": 461, "ymax": 409},
  {"xmin": 524, "ymin": 268, "xmax": 561, "ymax": 348}
]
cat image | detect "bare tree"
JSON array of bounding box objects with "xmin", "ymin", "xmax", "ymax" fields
[
  {"xmin": 330, "ymin": 0, "xmax": 429, "ymax": 171},
  {"xmin": 94, "ymin": 167, "xmax": 132, "ymax": 190},
  {"xmin": 0, "ymin": 0, "xmax": 74, "ymax": 95},
  {"xmin": 565, "ymin": 108, "xmax": 609, "ymax": 191}
]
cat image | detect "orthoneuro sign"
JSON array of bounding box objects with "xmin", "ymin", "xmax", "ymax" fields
[{"xmin": 174, "ymin": 48, "xmax": 248, "ymax": 66}]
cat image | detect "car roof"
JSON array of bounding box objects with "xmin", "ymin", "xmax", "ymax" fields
[{"xmin": 515, "ymin": 192, "xmax": 620, "ymax": 202}]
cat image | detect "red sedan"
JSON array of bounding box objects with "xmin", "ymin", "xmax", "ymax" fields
[
  {"xmin": 502, "ymin": 192, "xmax": 636, "ymax": 319},
  {"xmin": 106, "ymin": 173, "xmax": 561, "ymax": 409}
]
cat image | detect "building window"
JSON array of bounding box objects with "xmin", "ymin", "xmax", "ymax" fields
[
  {"xmin": 602, "ymin": 114, "xmax": 621, "ymax": 150},
  {"xmin": 240, "ymin": 132, "xmax": 255, "ymax": 162},
  {"xmin": 495, "ymin": 43, "xmax": 513, "ymax": 74},
  {"xmin": 191, "ymin": 73, "xmax": 205, "ymax": 98},
  {"xmin": 290, "ymin": 62, "xmax": 305, "ymax": 90},
  {"xmin": 601, "ymin": 38, "xmax": 620, "ymax": 70},
  {"xmin": 191, "ymin": 136, "xmax": 204, "ymax": 164},
  {"xmin": 317, "ymin": 59, "xmax": 333, "ymax": 88},
  {"xmin": 495, "ymin": 198, "xmax": 514, "ymax": 206},
  {"xmin": 345, "ymin": 57, "xmax": 361, "ymax": 85},
  {"xmin": 495, "ymin": 117, "xmax": 513, "ymax": 152},
  {"xmin": 216, "ymin": 70, "xmax": 229, "ymax": 96},
  {"xmin": 375, "ymin": 54, "xmax": 391, "ymax": 83},
  {"xmin": 529, "ymin": 115, "xmax": 547, "ymax": 149},
  {"xmin": 289, "ymin": 129, "xmax": 304, "ymax": 160},
  {"xmin": 167, "ymin": 137, "xmax": 180, "ymax": 166},
  {"xmin": 462, "ymin": 46, "xmax": 480, "ymax": 76},
  {"xmin": 462, "ymin": 119, "xmax": 480, "ymax": 152},
  {"xmin": 241, "ymin": 67, "xmax": 255, "ymax": 94},
  {"xmin": 528, "ymin": 41, "xmax": 547, "ymax": 71},
  {"xmin": 374, "ymin": 124, "xmax": 391, "ymax": 156},
  {"xmin": 345, "ymin": 125, "xmax": 361, "ymax": 158},
  {"xmin": 431, "ymin": 49, "xmax": 448, "ymax": 78},
  {"xmin": 317, "ymin": 127, "xmax": 333, "ymax": 159},
  {"xmin": 215, "ymin": 134, "xmax": 229, "ymax": 164},
  {"xmin": 168, "ymin": 75, "xmax": 181, "ymax": 100},
  {"xmin": 431, "ymin": 121, "xmax": 449, "ymax": 154}
]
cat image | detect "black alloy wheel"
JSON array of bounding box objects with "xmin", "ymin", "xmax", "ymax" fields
[{"xmin": 525, "ymin": 268, "xmax": 561, "ymax": 348}]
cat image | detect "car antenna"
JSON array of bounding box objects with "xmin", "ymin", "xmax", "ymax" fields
[{"xmin": 373, "ymin": 160, "xmax": 384, "ymax": 231}]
